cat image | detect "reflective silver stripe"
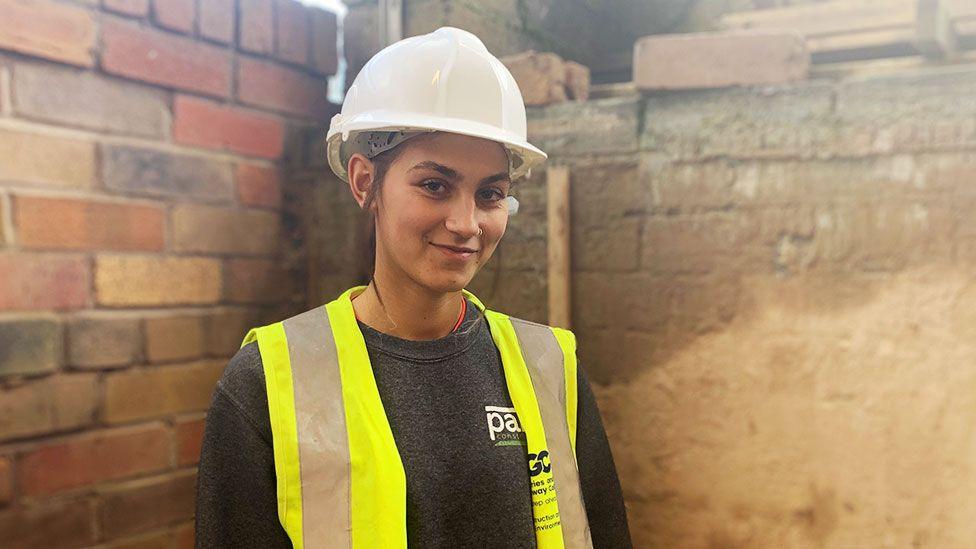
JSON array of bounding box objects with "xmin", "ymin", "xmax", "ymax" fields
[
  {"xmin": 510, "ymin": 319, "xmax": 593, "ymax": 549},
  {"xmin": 282, "ymin": 307, "xmax": 351, "ymax": 549}
]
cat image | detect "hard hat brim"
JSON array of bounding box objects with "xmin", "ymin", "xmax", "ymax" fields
[{"xmin": 326, "ymin": 112, "xmax": 547, "ymax": 183}]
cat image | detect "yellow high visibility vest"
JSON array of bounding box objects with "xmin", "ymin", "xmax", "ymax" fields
[{"xmin": 242, "ymin": 285, "xmax": 593, "ymax": 548}]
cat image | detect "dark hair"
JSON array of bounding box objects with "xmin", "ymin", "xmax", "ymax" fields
[{"xmin": 356, "ymin": 144, "xmax": 407, "ymax": 278}]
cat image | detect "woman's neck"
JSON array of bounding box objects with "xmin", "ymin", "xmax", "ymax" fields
[{"xmin": 351, "ymin": 270, "xmax": 464, "ymax": 341}]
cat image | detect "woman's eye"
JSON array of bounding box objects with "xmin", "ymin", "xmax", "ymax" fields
[
  {"xmin": 478, "ymin": 188, "xmax": 505, "ymax": 202},
  {"xmin": 421, "ymin": 180, "xmax": 446, "ymax": 194}
]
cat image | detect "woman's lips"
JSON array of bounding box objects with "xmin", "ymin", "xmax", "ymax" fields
[{"xmin": 432, "ymin": 243, "xmax": 478, "ymax": 260}]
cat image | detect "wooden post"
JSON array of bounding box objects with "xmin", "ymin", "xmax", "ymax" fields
[{"xmin": 547, "ymin": 166, "xmax": 571, "ymax": 329}]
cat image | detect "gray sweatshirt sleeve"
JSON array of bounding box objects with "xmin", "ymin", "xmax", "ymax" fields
[
  {"xmin": 194, "ymin": 343, "xmax": 290, "ymax": 549},
  {"xmin": 575, "ymin": 365, "xmax": 634, "ymax": 548}
]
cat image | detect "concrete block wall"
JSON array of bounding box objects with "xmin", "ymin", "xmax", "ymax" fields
[{"xmin": 0, "ymin": 0, "xmax": 337, "ymax": 546}]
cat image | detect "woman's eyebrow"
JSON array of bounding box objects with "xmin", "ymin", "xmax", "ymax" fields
[{"xmin": 409, "ymin": 161, "xmax": 510, "ymax": 186}]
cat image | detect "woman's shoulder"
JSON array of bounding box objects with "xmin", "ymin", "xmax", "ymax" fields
[{"xmin": 216, "ymin": 341, "xmax": 269, "ymax": 413}]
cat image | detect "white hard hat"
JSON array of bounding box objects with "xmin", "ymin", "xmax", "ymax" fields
[{"xmin": 326, "ymin": 27, "xmax": 547, "ymax": 183}]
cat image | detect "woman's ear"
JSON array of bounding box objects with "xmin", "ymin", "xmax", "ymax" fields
[{"xmin": 346, "ymin": 153, "xmax": 373, "ymax": 209}]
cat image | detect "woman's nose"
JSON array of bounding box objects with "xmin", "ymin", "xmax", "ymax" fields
[{"xmin": 444, "ymin": 195, "xmax": 481, "ymax": 239}]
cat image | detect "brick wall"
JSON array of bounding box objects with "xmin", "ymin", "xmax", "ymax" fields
[{"xmin": 0, "ymin": 0, "xmax": 337, "ymax": 546}]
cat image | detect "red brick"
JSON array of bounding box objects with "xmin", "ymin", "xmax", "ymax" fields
[
  {"xmin": 172, "ymin": 95, "xmax": 283, "ymax": 159},
  {"xmin": 0, "ymin": 128, "xmax": 96, "ymax": 188},
  {"xmin": 95, "ymin": 255, "xmax": 221, "ymax": 307},
  {"xmin": 310, "ymin": 8, "xmax": 338, "ymax": 75},
  {"xmin": 19, "ymin": 425, "xmax": 170, "ymax": 497},
  {"xmin": 67, "ymin": 315, "xmax": 142, "ymax": 369},
  {"xmin": 239, "ymin": 0, "xmax": 273, "ymax": 54},
  {"xmin": 102, "ymin": 19, "xmax": 230, "ymax": 98},
  {"xmin": 174, "ymin": 521, "xmax": 195, "ymax": 548},
  {"xmin": 0, "ymin": 318, "xmax": 61, "ymax": 378},
  {"xmin": 171, "ymin": 204, "xmax": 280, "ymax": 255},
  {"xmin": 225, "ymin": 258, "xmax": 288, "ymax": 303},
  {"xmin": 204, "ymin": 308, "xmax": 260, "ymax": 357},
  {"xmin": 103, "ymin": 361, "xmax": 225, "ymax": 423},
  {"xmin": 0, "ymin": 374, "xmax": 97, "ymax": 442},
  {"xmin": 14, "ymin": 195, "xmax": 165, "ymax": 252},
  {"xmin": 99, "ymin": 471, "xmax": 196, "ymax": 540},
  {"xmin": 0, "ymin": 497, "xmax": 98, "ymax": 547},
  {"xmin": 275, "ymin": 0, "xmax": 309, "ymax": 65},
  {"xmin": 0, "ymin": 456, "xmax": 12, "ymax": 506},
  {"xmin": 0, "ymin": 254, "xmax": 89, "ymax": 311},
  {"xmin": 0, "ymin": 0, "xmax": 96, "ymax": 67},
  {"xmin": 237, "ymin": 56, "xmax": 331, "ymax": 119},
  {"xmin": 175, "ymin": 416, "xmax": 204, "ymax": 466},
  {"xmin": 144, "ymin": 315, "xmax": 205, "ymax": 363},
  {"xmin": 199, "ymin": 0, "xmax": 234, "ymax": 44},
  {"xmin": 634, "ymin": 31, "xmax": 810, "ymax": 90},
  {"xmin": 105, "ymin": 530, "xmax": 172, "ymax": 549},
  {"xmin": 236, "ymin": 163, "xmax": 282, "ymax": 208},
  {"xmin": 103, "ymin": 0, "xmax": 150, "ymax": 17},
  {"xmin": 152, "ymin": 0, "xmax": 194, "ymax": 33}
]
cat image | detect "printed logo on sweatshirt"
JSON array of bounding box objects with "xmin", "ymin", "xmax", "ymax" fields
[{"xmin": 485, "ymin": 405, "xmax": 526, "ymax": 447}]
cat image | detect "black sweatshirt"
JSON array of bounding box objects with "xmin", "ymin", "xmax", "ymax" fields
[{"xmin": 195, "ymin": 297, "xmax": 632, "ymax": 548}]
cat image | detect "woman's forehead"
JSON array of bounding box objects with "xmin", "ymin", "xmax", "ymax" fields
[{"xmin": 395, "ymin": 133, "xmax": 509, "ymax": 177}]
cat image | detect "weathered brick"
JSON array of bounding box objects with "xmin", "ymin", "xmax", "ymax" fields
[
  {"xmin": 199, "ymin": 0, "xmax": 234, "ymax": 44},
  {"xmin": 101, "ymin": 144, "xmax": 234, "ymax": 202},
  {"xmin": 275, "ymin": 0, "xmax": 310, "ymax": 65},
  {"xmin": 0, "ymin": 456, "xmax": 11, "ymax": 506},
  {"xmin": 528, "ymin": 95, "xmax": 640, "ymax": 157},
  {"xmin": 96, "ymin": 255, "xmax": 222, "ymax": 307},
  {"xmin": 239, "ymin": 0, "xmax": 273, "ymax": 54},
  {"xmin": 225, "ymin": 258, "xmax": 288, "ymax": 303},
  {"xmin": 0, "ymin": 318, "xmax": 61, "ymax": 378},
  {"xmin": 642, "ymin": 213, "xmax": 760, "ymax": 274},
  {"xmin": 309, "ymin": 8, "xmax": 338, "ymax": 75},
  {"xmin": 237, "ymin": 56, "xmax": 332, "ymax": 119},
  {"xmin": 572, "ymin": 217, "xmax": 641, "ymax": 272},
  {"xmin": 0, "ymin": 0, "xmax": 96, "ymax": 67},
  {"xmin": 0, "ymin": 497, "xmax": 98, "ymax": 548},
  {"xmin": 152, "ymin": 0, "xmax": 194, "ymax": 33},
  {"xmin": 634, "ymin": 31, "xmax": 810, "ymax": 90},
  {"xmin": 236, "ymin": 163, "xmax": 282, "ymax": 208},
  {"xmin": 0, "ymin": 254, "xmax": 89, "ymax": 311},
  {"xmin": 13, "ymin": 63, "xmax": 170, "ymax": 139},
  {"xmin": 175, "ymin": 416, "xmax": 205, "ymax": 466},
  {"xmin": 571, "ymin": 161, "xmax": 647, "ymax": 226},
  {"xmin": 639, "ymin": 84, "xmax": 835, "ymax": 161},
  {"xmin": 103, "ymin": 0, "xmax": 150, "ymax": 17},
  {"xmin": 67, "ymin": 315, "xmax": 142, "ymax": 369},
  {"xmin": 99, "ymin": 471, "xmax": 196, "ymax": 540},
  {"xmin": 0, "ymin": 128, "xmax": 95, "ymax": 188},
  {"xmin": 502, "ymin": 51, "xmax": 572, "ymax": 107},
  {"xmin": 834, "ymin": 66, "xmax": 976, "ymax": 155},
  {"xmin": 14, "ymin": 195, "xmax": 165, "ymax": 251},
  {"xmin": 645, "ymin": 160, "xmax": 738, "ymax": 210},
  {"xmin": 19, "ymin": 424, "xmax": 170, "ymax": 496},
  {"xmin": 173, "ymin": 95, "xmax": 284, "ymax": 159},
  {"xmin": 204, "ymin": 308, "xmax": 258, "ymax": 357},
  {"xmin": 103, "ymin": 361, "xmax": 225, "ymax": 423},
  {"xmin": 102, "ymin": 19, "xmax": 231, "ymax": 98},
  {"xmin": 172, "ymin": 204, "xmax": 280, "ymax": 255},
  {"xmin": 0, "ymin": 374, "xmax": 97, "ymax": 441},
  {"xmin": 145, "ymin": 315, "xmax": 205, "ymax": 363}
]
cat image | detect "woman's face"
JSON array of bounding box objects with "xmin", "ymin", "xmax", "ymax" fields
[{"xmin": 365, "ymin": 132, "xmax": 512, "ymax": 294}]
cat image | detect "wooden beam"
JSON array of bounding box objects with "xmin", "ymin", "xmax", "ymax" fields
[{"xmin": 547, "ymin": 166, "xmax": 571, "ymax": 330}]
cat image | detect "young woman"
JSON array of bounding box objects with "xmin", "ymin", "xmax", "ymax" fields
[{"xmin": 195, "ymin": 27, "xmax": 632, "ymax": 549}]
